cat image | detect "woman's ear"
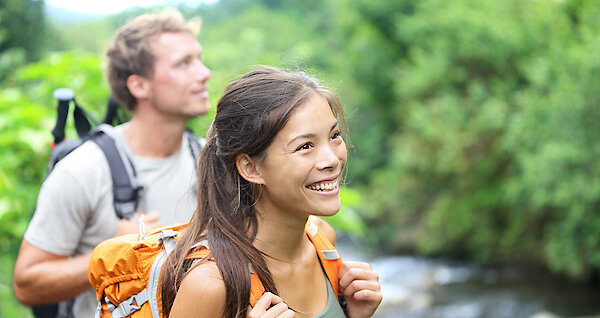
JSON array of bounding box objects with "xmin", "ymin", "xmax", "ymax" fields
[
  {"xmin": 236, "ymin": 154, "xmax": 264, "ymax": 185},
  {"xmin": 127, "ymin": 74, "xmax": 150, "ymax": 99}
]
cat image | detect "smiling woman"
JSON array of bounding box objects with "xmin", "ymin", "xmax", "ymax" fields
[
  {"xmin": 160, "ymin": 66, "xmax": 383, "ymax": 318},
  {"xmin": 253, "ymin": 92, "xmax": 347, "ymax": 219}
]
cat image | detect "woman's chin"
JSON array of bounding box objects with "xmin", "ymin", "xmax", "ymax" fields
[{"xmin": 311, "ymin": 204, "xmax": 341, "ymax": 218}]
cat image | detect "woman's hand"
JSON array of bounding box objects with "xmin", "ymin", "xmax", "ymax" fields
[
  {"xmin": 247, "ymin": 292, "xmax": 295, "ymax": 318},
  {"xmin": 339, "ymin": 261, "xmax": 382, "ymax": 318}
]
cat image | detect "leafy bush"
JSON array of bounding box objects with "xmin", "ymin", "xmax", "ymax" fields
[
  {"xmin": 354, "ymin": 0, "xmax": 600, "ymax": 277},
  {"xmin": 0, "ymin": 51, "xmax": 107, "ymax": 317}
]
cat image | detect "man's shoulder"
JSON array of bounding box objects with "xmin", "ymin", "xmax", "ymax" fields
[
  {"xmin": 51, "ymin": 139, "xmax": 110, "ymax": 177},
  {"xmin": 53, "ymin": 124, "xmax": 129, "ymax": 171}
]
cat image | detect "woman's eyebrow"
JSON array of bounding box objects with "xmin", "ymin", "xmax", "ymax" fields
[{"xmin": 286, "ymin": 121, "xmax": 339, "ymax": 147}]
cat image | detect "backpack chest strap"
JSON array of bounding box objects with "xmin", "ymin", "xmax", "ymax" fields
[{"xmin": 105, "ymin": 288, "xmax": 149, "ymax": 318}]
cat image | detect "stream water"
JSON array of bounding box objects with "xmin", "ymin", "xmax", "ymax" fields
[{"xmin": 335, "ymin": 238, "xmax": 600, "ymax": 318}]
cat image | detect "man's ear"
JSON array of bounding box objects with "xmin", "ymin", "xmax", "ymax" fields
[
  {"xmin": 236, "ymin": 154, "xmax": 264, "ymax": 185},
  {"xmin": 127, "ymin": 74, "xmax": 150, "ymax": 99}
]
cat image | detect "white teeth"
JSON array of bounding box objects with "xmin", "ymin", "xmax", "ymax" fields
[{"xmin": 308, "ymin": 181, "xmax": 337, "ymax": 191}]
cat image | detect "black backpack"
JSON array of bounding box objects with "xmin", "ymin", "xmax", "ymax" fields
[{"xmin": 31, "ymin": 88, "xmax": 203, "ymax": 318}]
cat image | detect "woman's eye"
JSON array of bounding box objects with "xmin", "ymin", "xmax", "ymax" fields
[
  {"xmin": 296, "ymin": 142, "xmax": 312, "ymax": 151},
  {"xmin": 331, "ymin": 131, "xmax": 341, "ymax": 140}
]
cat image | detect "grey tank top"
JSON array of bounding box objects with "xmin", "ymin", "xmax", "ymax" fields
[{"xmin": 312, "ymin": 276, "xmax": 345, "ymax": 318}]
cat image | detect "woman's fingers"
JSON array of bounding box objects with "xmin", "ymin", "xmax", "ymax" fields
[
  {"xmin": 351, "ymin": 289, "xmax": 382, "ymax": 302},
  {"xmin": 339, "ymin": 262, "xmax": 379, "ymax": 291},
  {"xmin": 339, "ymin": 261, "xmax": 383, "ymax": 318},
  {"xmin": 247, "ymin": 292, "xmax": 294, "ymax": 318},
  {"xmin": 340, "ymin": 280, "xmax": 381, "ymax": 298}
]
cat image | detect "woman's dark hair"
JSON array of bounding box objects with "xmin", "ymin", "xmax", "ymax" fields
[{"xmin": 161, "ymin": 65, "xmax": 348, "ymax": 318}]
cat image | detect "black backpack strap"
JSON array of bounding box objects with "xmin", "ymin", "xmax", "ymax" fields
[
  {"xmin": 102, "ymin": 95, "xmax": 127, "ymax": 125},
  {"xmin": 51, "ymin": 96, "xmax": 70, "ymax": 146},
  {"xmin": 31, "ymin": 304, "xmax": 58, "ymax": 318},
  {"xmin": 92, "ymin": 131, "xmax": 141, "ymax": 219},
  {"xmin": 185, "ymin": 130, "xmax": 205, "ymax": 175},
  {"xmin": 51, "ymin": 88, "xmax": 99, "ymax": 146},
  {"xmin": 72, "ymin": 99, "xmax": 98, "ymax": 138}
]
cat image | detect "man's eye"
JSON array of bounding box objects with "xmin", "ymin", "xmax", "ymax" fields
[{"xmin": 296, "ymin": 143, "xmax": 312, "ymax": 151}]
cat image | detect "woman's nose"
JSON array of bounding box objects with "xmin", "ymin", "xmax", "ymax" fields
[{"xmin": 316, "ymin": 144, "xmax": 341, "ymax": 170}]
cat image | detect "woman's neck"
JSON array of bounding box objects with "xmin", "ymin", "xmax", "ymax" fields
[
  {"xmin": 252, "ymin": 202, "xmax": 311, "ymax": 263},
  {"xmin": 251, "ymin": 202, "xmax": 329, "ymax": 318}
]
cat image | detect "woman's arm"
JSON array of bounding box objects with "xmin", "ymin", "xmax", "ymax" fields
[
  {"xmin": 169, "ymin": 262, "xmax": 294, "ymax": 318},
  {"xmin": 169, "ymin": 262, "xmax": 226, "ymax": 317}
]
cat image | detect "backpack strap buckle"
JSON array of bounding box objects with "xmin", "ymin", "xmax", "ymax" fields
[
  {"xmin": 109, "ymin": 289, "xmax": 149, "ymax": 318},
  {"xmin": 159, "ymin": 230, "xmax": 179, "ymax": 254}
]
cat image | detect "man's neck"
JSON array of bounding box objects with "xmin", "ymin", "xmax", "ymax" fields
[{"xmin": 123, "ymin": 114, "xmax": 187, "ymax": 158}]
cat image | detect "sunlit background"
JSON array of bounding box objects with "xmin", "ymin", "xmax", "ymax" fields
[
  {"xmin": 1, "ymin": 0, "xmax": 600, "ymax": 317},
  {"xmin": 46, "ymin": 0, "xmax": 218, "ymax": 14}
]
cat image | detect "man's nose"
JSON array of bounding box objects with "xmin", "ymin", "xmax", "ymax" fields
[{"xmin": 193, "ymin": 61, "xmax": 211, "ymax": 82}]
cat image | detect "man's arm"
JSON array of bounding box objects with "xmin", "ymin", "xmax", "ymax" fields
[
  {"xmin": 13, "ymin": 240, "xmax": 91, "ymax": 305},
  {"xmin": 12, "ymin": 150, "xmax": 99, "ymax": 306},
  {"xmin": 13, "ymin": 212, "xmax": 163, "ymax": 306},
  {"xmin": 13, "ymin": 141, "xmax": 165, "ymax": 306}
]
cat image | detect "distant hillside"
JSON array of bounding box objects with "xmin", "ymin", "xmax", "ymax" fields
[{"xmin": 45, "ymin": 4, "xmax": 107, "ymax": 24}]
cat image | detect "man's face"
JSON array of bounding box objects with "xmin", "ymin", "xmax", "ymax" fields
[{"xmin": 145, "ymin": 31, "xmax": 211, "ymax": 120}]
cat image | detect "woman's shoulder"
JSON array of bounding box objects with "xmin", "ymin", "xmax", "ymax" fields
[
  {"xmin": 168, "ymin": 261, "xmax": 226, "ymax": 317},
  {"xmin": 309, "ymin": 215, "xmax": 336, "ymax": 245}
]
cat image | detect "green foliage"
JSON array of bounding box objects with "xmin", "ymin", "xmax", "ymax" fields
[
  {"xmin": 58, "ymin": 19, "xmax": 117, "ymax": 54},
  {"xmin": 358, "ymin": 0, "xmax": 600, "ymax": 277},
  {"xmin": 0, "ymin": 0, "xmax": 47, "ymax": 62},
  {"xmin": 0, "ymin": 88, "xmax": 42, "ymax": 318},
  {"xmin": 324, "ymin": 187, "xmax": 367, "ymax": 238},
  {"xmin": 0, "ymin": 51, "xmax": 108, "ymax": 317}
]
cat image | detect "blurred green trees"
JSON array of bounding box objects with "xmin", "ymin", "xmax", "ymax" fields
[
  {"xmin": 351, "ymin": 0, "xmax": 600, "ymax": 278},
  {"xmin": 0, "ymin": 0, "xmax": 47, "ymax": 80},
  {"xmin": 0, "ymin": 51, "xmax": 109, "ymax": 316},
  {"xmin": 2, "ymin": 5, "xmax": 600, "ymax": 316},
  {"xmin": 0, "ymin": 0, "xmax": 46, "ymax": 60}
]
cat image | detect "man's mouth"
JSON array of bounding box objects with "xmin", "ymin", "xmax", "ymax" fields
[{"xmin": 192, "ymin": 89, "xmax": 209, "ymax": 98}]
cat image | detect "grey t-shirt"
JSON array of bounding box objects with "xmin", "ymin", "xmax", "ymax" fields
[{"xmin": 24, "ymin": 124, "xmax": 198, "ymax": 318}]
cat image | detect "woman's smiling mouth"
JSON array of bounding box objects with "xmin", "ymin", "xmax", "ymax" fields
[{"xmin": 306, "ymin": 177, "xmax": 339, "ymax": 193}]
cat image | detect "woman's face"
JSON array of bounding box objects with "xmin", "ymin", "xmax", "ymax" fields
[{"xmin": 255, "ymin": 92, "xmax": 347, "ymax": 219}]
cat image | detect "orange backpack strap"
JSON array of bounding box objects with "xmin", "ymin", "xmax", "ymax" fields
[
  {"xmin": 187, "ymin": 220, "xmax": 342, "ymax": 308},
  {"xmin": 304, "ymin": 220, "xmax": 343, "ymax": 301},
  {"xmin": 248, "ymin": 265, "xmax": 266, "ymax": 307}
]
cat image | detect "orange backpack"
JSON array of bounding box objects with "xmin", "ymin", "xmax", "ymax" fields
[{"xmin": 88, "ymin": 220, "xmax": 342, "ymax": 318}]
